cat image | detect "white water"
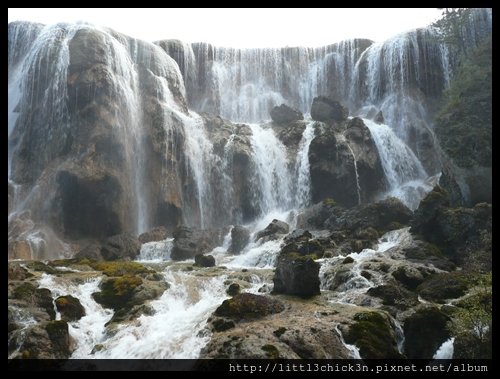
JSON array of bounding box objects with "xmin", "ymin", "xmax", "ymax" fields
[
  {"xmin": 345, "ymin": 142, "xmax": 362, "ymax": 205},
  {"xmin": 294, "ymin": 122, "xmax": 315, "ymax": 208},
  {"xmin": 335, "ymin": 325, "xmax": 362, "ymax": 359},
  {"xmin": 138, "ymin": 238, "xmax": 174, "ymax": 262},
  {"xmin": 248, "ymin": 124, "xmax": 293, "ymax": 215},
  {"xmin": 363, "ymin": 118, "xmax": 431, "ymax": 210},
  {"xmin": 433, "ymin": 337, "xmax": 455, "ymax": 359}
]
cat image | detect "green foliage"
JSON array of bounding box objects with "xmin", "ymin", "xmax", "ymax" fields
[
  {"xmin": 435, "ymin": 35, "xmax": 491, "ymax": 168},
  {"xmin": 447, "ymin": 273, "xmax": 491, "ymax": 358},
  {"xmin": 432, "ymin": 8, "xmax": 473, "ymax": 54}
]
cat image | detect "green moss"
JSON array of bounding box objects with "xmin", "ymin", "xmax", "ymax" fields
[
  {"xmin": 345, "ymin": 312, "xmax": 402, "ymax": 359},
  {"xmin": 323, "ymin": 198, "xmax": 337, "ymax": 207},
  {"xmin": 261, "ymin": 344, "xmax": 279, "ymax": 359},
  {"xmin": 342, "ymin": 256, "xmax": 354, "ymax": 264},
  {"xmin": 273, "ymin": 327, "xmax": 287, "ymax": 338},
  {"xmin": 12, "ymin": 282, "xmax": 37, "ymax": 300},
  {"xmin": 92, "ymin": 275, "xmax": 143, "ymax": 310},
  {"xmin": 89, "ymin": 261, "xmax": 151, "ymax": 277},
  {"xmin": 26, "ymin": 261, "xmax": 59, "ymax": 274}
]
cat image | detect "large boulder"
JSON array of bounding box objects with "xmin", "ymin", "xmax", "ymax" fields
[
  {"xmin": 55, "ymin": 295, "xmax": 85, "ymax": 321},
  {"xmin": 255, "ymin": 219, "xmax": 289, "ymax": 242},
  {"xmin": 171, "ymin": 226, "xmax": 224, "ymax": 260},
  {"xmin": 138, "ymin": 226, "xmax": 169, "ymax": 244},
  {"xmin": 194, "ymin": 254, "xmax": 216, "ymax": 267},
  {"xmin": 270, "ymin": 104, "xmax": 304, "ymax": 124},
  {"xmin": 310, "ymin": 96, "xmax": 348, "ymax": 123},
  {"xmin": 214, "ymin": 293, "xmax": 284, "ymax": 320},
  {"xmin": 403, "ymin": 306, "xmax": 450, "ymax": 359},
  {"xmin": 228, "ymin": 225, "xmax": 250, "ymax": 254},
  {"xmin": 273, "ymin": 254, "xmax": 320, "ymax": 298},
  {"xmin": 100, "ymin": 233, "xmax": 141, "ymax": 261},
  {"xmin": 416, "ymin": 272, "xmax": 469, "ymax": 303}
]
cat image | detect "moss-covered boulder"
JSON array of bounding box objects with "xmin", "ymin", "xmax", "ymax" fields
[
  {"xmin": 344, "ymin": 311, "xmax": 403, "ymax": 359},
  {"xmin": 391, "ymin": 266, "xmax": 425, "ymax": 290},
  {"xmin": 45, "ymin": 320, "xmax": 71, "ymax": 358},
  {"xmin": 417, "ymin": 271, "xmax": 469, "ymax": 303},
  {"xmin": 403, "ymin": 306, "xmax": 450, "ymax": 359},
  {"xmin": 89, "ymin": 261, "xmax": 152, "ymax": 277},
  {"xmin": 11, "ymin": 282, "xmax": 56, "ymax": 320},
  {"xmin": 214, "ymin": 293, "xmax": 284, "ymax": 320},
  {"xmin": 55, "ymin": 295, "xmax": 86, "ymax": 321},
  {"xmin": 92, "ymin": 275, "xmax": 143, "ymax": 310},
  {"xmin": 367, "ymin": 284, "xmax": 419, "ymax": 309},
  {"xmin": 194, "ymin": 254, "xmax": 216, "ymax": 267},
  {"xmin": 8, "ymin": 262, "xmax": 33, "ymax": 280}
]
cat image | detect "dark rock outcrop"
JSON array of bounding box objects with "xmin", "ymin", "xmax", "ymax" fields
[
  {"xmin": 100, "ymin": 233, "xmax": 141, "ymax": 261},
  {"xmin": 273, "ymin": 254, "xmax": 320, "ymax": 298},
  {"xmin": 228, "ymin": 225, "xmax": 250, "ymax": 254},
  {"xmin": 215, "ymin": 293, "xmax": 284, "ymax": 320},
  {"xmin": 55, "ymin": 295, "xmax": 86, "ymax": 321},
  {"xmin": 403, "ymin": 306, "xmax": 450, "ymax": 359},
  {"xmin": 171, "ymin": 226, "xmax": 225, "ymax": 260},
  {"xmin": 416, "ymin": 272, "xmax": 469, "ymax": 303},
  {"xmin": 311, "ymin": 96, "xmax": 348, "ymax": 123},
  {"xmin": 255, "ymin": 219, "xmax": 289, "ymax": 242},
  {"xmin": 270, "ymin": 104, "xmax": 303, "ymax": 124},
  {"xmin": 138, "ymin": 226, "xmax": 169, "ymax": 244},
  {"xmin": 194, "ymin": 254, "xmax": 216, "ymax": 267}
]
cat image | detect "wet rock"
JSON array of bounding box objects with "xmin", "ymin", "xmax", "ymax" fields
[
  {"xmin": 92, "ymin": 275, "xmax": 143, "ymax": 310},
  {"xmin": 214, "ymin": 293, "xmax": 284, "ymax": 320},
  {"xmin": 101, "ymin": 233, "xmax": 141, "ymax": 261},
  {"xmin": 391, "ymin": 266, "xmax": 425, "ymax": 290},
  {"xmin": 8, "ymin": 262, "xmax": 33, "ymax": 280},
  {"xmin": 344, "ymin": 311, "xmax": 403, "ymax": 359},
  {"xmin": 270, "ymin": 104, "xmax": 303, "ymax": 124},
  {"xmin": 8, "ymin": 240, "xmax": 32, "ymax": 260},
  {"xmin": 226, "ymin": 283, "xmax": 241, "ymax": 296},
  {"xmin": 367, "ymin": 284, "xmax": 418, "ymax": 310},
  {"xmin": 375, "ymin": 110, "xmax": 384, "ymax": 124},
  {"xmin": 311, "ymin": 96, "xmax": 348, "ymax": 123},
  {"xmin": 228, "ymin": 225, "xmax": 250, "ymax": 254},
  {"xmin": 417, "ymin": 272, "xmax": 469, "ymax": 303},
  {"xmin": 273, "ymin": 254, "xmax": 320, "ymax": 298},
  {"xmin": 194, "ymin": 254, "xmax": 216, "ymax": 267},
  {"xmin": 55, "ymin": 295, "xmax": 86, "ymax": 321},
  {"xmin": 138, "ymin": 226, "xmax": 169, "ymax": 244},
  {"xmin": 11, "ymin": 282, "xmax": 56, "ymax": 320},
  {"xmin": 255, "ymin": 219, "xmax": 289, "ymax": 242},
  {"xmin": 403, "ymin": 306, "xmax": 450, "ymax": 359},
  {"xmin": 44, "ymin": 320, "xmax": 71, "ymax": 358},
  {"xmin": 75, "ymin": 243, "xmax": 103, "ymax": 260},
  {"xmin": 171, "ymin": 226, "xmax": 224, "ymax": 260}
]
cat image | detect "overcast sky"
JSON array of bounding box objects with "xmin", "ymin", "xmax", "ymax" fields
[{"xmin": 8, "ymin": 8, "xmax": 442, "ymax": 48}]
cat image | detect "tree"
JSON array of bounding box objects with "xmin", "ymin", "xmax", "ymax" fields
[{"xmin": 432, "ymin": 8, "xmax": 473, "ymax": 56}]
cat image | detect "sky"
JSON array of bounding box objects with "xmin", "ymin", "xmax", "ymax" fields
[{"xmin": 8, "ymin": 8, "xmax": 443, "ymax": 48}]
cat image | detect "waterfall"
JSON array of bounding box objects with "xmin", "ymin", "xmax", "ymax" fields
[
  {"xmin": 294, "ymin": 122, "xmax": 315, "ymax": 208},
  {"xmin": 138, "ymin": 238, "xmax": 174, "ymax": 261},
  {"xmin": 433, "ymin": 337, "xmax": 455, "ymax": 359},
  {"xmin": 363, "ymin": 118, "xmax": 430, "ymax": 210},
  {"xmin": 248, "ymin": 124, "xmax": 293, "ymax": 215},
  {"xmin": 345, "ymin": 143, "xmax": 362, "ymax": 205}
]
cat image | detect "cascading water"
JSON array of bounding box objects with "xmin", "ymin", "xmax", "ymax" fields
[
  {"xmin": 363, "ymin": 118, "xmax": 431, "ymax": 210},
  {"xmin": 294, "ymin": 122, "xmax": 315, "ymax": 208},
  {"xmin": 433, "ymin": 338, "xmax": 455, "ymax": 359}
]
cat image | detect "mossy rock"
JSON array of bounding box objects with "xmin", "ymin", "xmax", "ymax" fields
[
  {"xmin": 323, "ymin": 198, "xmax": 337, "ymax": 207},
  {"xmin": 226, "ymin": 283, "xmax": 241, "ymax": 296},
  {"xmin": 45, "ymin": 320, "xmax": 71, "ymax": 358},
  {"xmin": 214, "ymin": 293, "xmax": 284, "ymax": 320},
  {"xmin": 344, "ymin": 311, "xmax": 403, "ymax": 359},
  {"xmin": 25, "ymin": 261, "xmax": 60, "ymax": 274},
  {"xmin": 273, "ymin": 327, "xmax": 287, "ymax": 338},
  {"xmin": 89, "ymin": 261, "xmax": 152, "ymax": 277},
  {"xmin": 367, "ymin": 284, "xmax": 418, "ymax": 309},
  {"xmin": 342, "ymin": 256, "xmax": 354, "ymax": 264},
  {"xmin": 391, "ymin": 266, "xmax": 425, "ymax": 290},
  {"xmin": 55, "ymin": 295, "xmax": 85, "ymax": 321},
  {"xmin": 92, "ymin": 275, "xmax": 143, "ymax": 310},
  {"xmin": 12, "ymin": 282, "xmax": 55, "ymax": 319},
  {"xmin": 261, "ymin": 344, "xmax": 280, "ymax": 359},
  {"xmin": 417, "ymin": 271, "xmax": 469, "ymax": 303}
]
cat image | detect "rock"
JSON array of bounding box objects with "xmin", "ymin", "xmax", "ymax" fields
[
  {"xmin": 215, "ymin": 293, "xmax": 284, "ymax": 320},
  {"xmin": 194, "ymin": 254, "xmax": 216, "ymax": 267},
  {"xmin": 417, "ymin": 272, "xmax": 469, "ymax": 303},
  {"xmin": 228, "ymin": 225, "xmax": 250, "ymax": 254},
  {"xmin": 255, "ymin": 219, "xmax": 289, "ymax": 242},
  {"xmin": 391, "ymin": 266, "xmax": 425, "ymax": 290},
  {"xmin": 375, "ymin": 110, "xmax": 384, "ymax": 124},
  {"xmin": 367, "ymin": 284, "xmax": 418, "ymax": 310},
  {"xmin": 270, "ymin": 104, "xmax": 303, "ymax": 124},
  {"xmin": 8, "ymin": 240, "xmax": 32, "ymax": 260},
  {"xmin": 273, "ymin": 254, "xmax": 320, "ymax": 298},
  {"xmin": 171, "ymin": 226, "xmax": 224, "ymax": 260},
  {"xmin": 55, "ymin": 295, "xmax": 86, "ymax": 321},
  {"xmin": 344, "ymin": 311, "xmax": 403, "ymax": 359},
  {"xmin": 342, "ymin": 256, "xmax": 354, "ymax": 264},
  {"xmin": 101, "ymin": 233, "xmax": 141, "ymax": 261},
  {"xmin": 44, "ymin": 320, "xmax": 71, "ymax": 358},
  {"xmin": 226, "ymin": 283, "xmax": 241, "ymax": 296},
  {"xmin": 138, "ymin": 226, "xmax": 169, "ymax": 243},
  {"xmin": 11, "ymin": 282, "xmax": 56, "ymax": 320},
  {"xmin": 284, "ymin": 229, "xmax": 312, "ymax": 243},
  {"xmin": 8, "ymin": 262, "xmax": 33, "ymax": 280},
  {"xmin": 75, "ymin": 243, "xmax": 103, "ymax": 260},
  {"xmin": 402, "ymin": 239, "xmax": 455, "ymax": 271},
  {"xmin": 92, "ymin": 275, "xmax": 143, "ymax": 310},
  {"xmin": 403, "ymin": 306, "xmax": 450, "ymax": 359},
  {"xmin": 310, "ymin": 96, "xmax": 348, "ymax": 123},
  {"xmin": 89, "ymin": 261, "xmax": 152, "ymax": 277}
]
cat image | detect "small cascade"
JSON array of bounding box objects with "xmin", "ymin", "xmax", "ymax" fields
[
  {"xmin": 138, "ymin": 238, "xmax": 174, "ymax": 262},
  {"xmin": 335, "ymin": 325, "xmax": 362, "ymax": 359},
  {"xmin": 363, "ymin": 118, "xmax": 431, "ymax": 209},
  {"xmin": 433, "ymin": 337, "xmax": 455, "ymax": 359},
  {"xmin": 248, "ymin": 124, "xmax": 293, "ymax": 216},
  {"xmin": 345, "ymin": 143, "xmax": 362, "ymax": 205},
  {"xmin": 294, "ymin": 122, "xmax": 315, "ymax": 208}
]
